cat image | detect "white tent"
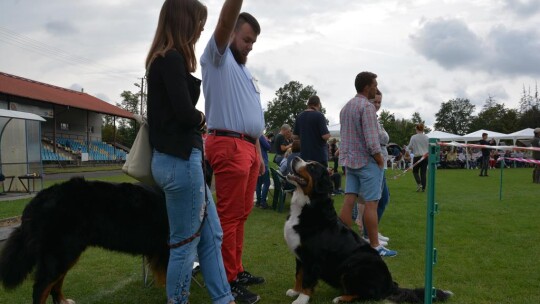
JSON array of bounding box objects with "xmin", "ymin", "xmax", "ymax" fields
[
  {"xmin": 461, "ymin": 129, "xmax": 509, "ymax": 142},
  {"xmin": 426, "ymin": 130, "xmax": 463, "ymax": 142},
  {"xmin": 503, "ymin": 128, "xmax": 536, "ymax": 145}
]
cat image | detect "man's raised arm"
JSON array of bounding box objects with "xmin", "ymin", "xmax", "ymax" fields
[{"xmin": 214, "ymin": 0, "xmax": 243, "ymax": 53}]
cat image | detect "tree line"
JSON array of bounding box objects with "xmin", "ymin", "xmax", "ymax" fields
[{"xmin": 106, "ymin": 81, "xmax": 540, "ymax": 148}]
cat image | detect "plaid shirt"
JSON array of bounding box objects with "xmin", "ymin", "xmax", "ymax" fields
[{"xmin": 339, "ymin": 94, "xmax": 381, "ymax": 169}]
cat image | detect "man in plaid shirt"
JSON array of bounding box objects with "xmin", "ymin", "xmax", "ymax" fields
[{"xmin": 338, "ymin": 71, "xmax": 397, "ymax": 257}]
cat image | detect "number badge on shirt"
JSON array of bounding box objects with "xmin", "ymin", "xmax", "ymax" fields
[{"xmin": 252, "ymin": 76, "xmax": 261, "ymax": 93}]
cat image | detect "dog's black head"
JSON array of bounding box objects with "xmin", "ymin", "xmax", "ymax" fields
[{"xmin": 287, "ymin": 157, "xmax": 333, "ymax": 197}]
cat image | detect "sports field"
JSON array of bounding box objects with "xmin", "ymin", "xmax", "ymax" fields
[{"xmin": 0, "ymin": 167, "xmax": 539, "ymax": 304}]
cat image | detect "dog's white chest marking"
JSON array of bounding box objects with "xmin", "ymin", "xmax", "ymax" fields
[{"xmin": 284, "ymin": 191, "xmax": 309, "ymax": 257}]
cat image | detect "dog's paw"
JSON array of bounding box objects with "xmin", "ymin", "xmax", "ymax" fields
[
  {"xmin": 441, "ymin": 289, "xmax": 454, "ymax": 299},
  {"xmin": 332, "ymin": 296, "xmax": 342, "ymax": 304},
  {"xmin": 292, "ymin": 293, "xmax": 310, "ymax": 304},
  {"xmin": 286, "ymin": 289, "xmax": 300, "ymax": 297},
  {"xmin": 61, "ymin": 300, "xmax": 76, "ymax": 304}
]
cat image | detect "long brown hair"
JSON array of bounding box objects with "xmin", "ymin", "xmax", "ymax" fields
[{"xmin": 145, "ymin": 0, "xmax": 207, "ymax": 72}]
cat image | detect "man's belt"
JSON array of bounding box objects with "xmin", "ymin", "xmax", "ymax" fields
[{"xmin": 208, "ymin": 129, "xmax": 256, "ymax": 145}]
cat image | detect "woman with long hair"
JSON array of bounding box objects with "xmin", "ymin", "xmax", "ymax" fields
[{"xmin": 146, "ymin": 1, "xmax": 234, "ymax": 303}]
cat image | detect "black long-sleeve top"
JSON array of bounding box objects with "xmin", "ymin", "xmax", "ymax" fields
[{"xmin": 147, "ymin": 49, "xmax": 203, "ymax": 160}]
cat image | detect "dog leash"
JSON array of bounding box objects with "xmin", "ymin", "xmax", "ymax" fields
[
  {"xmin": 389, "ymin": 153, "xmax": 428, "ymax": 180},
  {"xmin": 168, "ymin": 149, "xmax": 209, "ymax": 249}
]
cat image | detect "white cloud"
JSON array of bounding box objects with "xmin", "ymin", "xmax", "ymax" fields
[
  {"xmin": 410, "ymin": 18, "xmax": 540, "ymax": 77},
  {"xmin": 1, "ymin": 0, "xmax": 538, "ymax": 129}
]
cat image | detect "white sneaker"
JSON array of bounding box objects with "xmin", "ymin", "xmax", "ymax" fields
[
  {"xmin": 363, "ymin": 236, "xmax": 387, "ymax": 247},
  {"xmin": 378, "ymin": 233, "xmax": 390, "ymax": 242}
]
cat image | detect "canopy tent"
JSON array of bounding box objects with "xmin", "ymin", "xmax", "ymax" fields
[
  {"xmin": 461, "ymin": 129, "xmax": 509, "ymax": 143},
  {"xmin": 426, "ymin": 130, "xmax": 463, "ymax": 142},
  {"xmin": 0, "ymin": 109, "xmax": 46, "ymax": 192},
  {"xmin": 501, "ymin": 128, "xmax": 536, "ymax": 146}
]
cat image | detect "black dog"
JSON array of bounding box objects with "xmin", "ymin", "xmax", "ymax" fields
[
  {"xmin": 0, "ymin": 177, "xmax": 169, "ymax": 304},
  {"xmin": 283, "ymin": 157, "xmax": 452, "ymax": 303}
]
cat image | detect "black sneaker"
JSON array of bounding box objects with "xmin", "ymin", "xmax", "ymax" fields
[
  {"xmin": 237, "ymin": 270, "xmax": 265, "ymax": 285},
  {"xmin": 230, "ymin": 281, "xmax": 260, "ymax": 304}
]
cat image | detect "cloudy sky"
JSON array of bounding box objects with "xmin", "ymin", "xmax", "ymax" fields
[{"xmin": 1, "ymin": 0, "xmax": 539, "ymax": 128}]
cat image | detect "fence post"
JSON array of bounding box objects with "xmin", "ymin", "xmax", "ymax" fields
[{"xmin": 424, "ymin": 138, "xmax": 440, "ymax": 304}]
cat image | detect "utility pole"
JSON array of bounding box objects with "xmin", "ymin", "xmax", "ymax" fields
[{"xmin": 140, "ymin": 76, "xmax": 145, "ymax": 116}]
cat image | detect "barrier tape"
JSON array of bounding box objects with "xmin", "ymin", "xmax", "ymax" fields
[
  {"xmin": 499, "ymin": 157, "xmax": 540, "ymax": 165},
  {"xmin": 390, "ymin": 153, "xmax": 428, "ymax": 180},
  {"xmin": 437, "ymin": 141, "xmax": 540, "ymax": 152},
  {"xmin": 390, "ymin": 140, "xmax": 539, "ymax": 180}
]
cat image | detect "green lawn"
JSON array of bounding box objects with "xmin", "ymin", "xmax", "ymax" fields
[{"xmin": 1, "ymin": 167, "xmax": 539, "ymax": 303}]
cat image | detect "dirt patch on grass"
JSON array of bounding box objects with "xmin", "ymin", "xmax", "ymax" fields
[{"xmin": 0, "ymin": 216, "xmax": 21, "ymax": 228}]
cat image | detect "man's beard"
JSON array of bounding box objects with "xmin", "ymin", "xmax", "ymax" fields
[{"xmin": 230, "ymin": 43, "xmax": 247, "ymax": 65}]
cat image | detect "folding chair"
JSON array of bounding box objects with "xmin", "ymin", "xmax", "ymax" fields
[{"xmin": 269, "ymin": 168, "xmax": 295, "ymax": 212}]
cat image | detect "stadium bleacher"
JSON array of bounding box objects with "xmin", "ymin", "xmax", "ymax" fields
[{"xmin": 41, "ymin": 137, "xmax": 127, "ymax": 162}]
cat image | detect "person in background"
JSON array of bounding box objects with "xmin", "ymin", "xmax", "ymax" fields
[
  {"xmin": 266, "ymin": 132, "xmax": 275, "ymax": 153},
  {"xmin": 146, "ymin": 1, "xmax": 235, "ymax": 303},
  {"xmin": 403, "ymin": 145, "xmax": 412, "ymax": 169},
  {"xmin": 329, "ymin": 138, "xmax": 340, "ymax": 172},
  {"xmin": 479, "ymin": 132, "xmax": 491, "ymax": 176},
  {"xmin": 273, "ymin": 124, "xmax": 293, "ymax": 164},
  {"xmin": 532, "ymin": 128, "xmax": 540, "ymax": 183},
  {"xmin": 408, "ymin": 123, "xmax": 429, "ymax": 191},
  {"xmin": 328, "ymin": 167, "xmax": 344, "ymax": 195},
  {"xmin": 293, "ymin": 95, "xmax": 331, "ymax": 167},
  {"xmin": 255, "ymin": 134, "xmax": 271, "ymax": 209},
  {"xmin": 201, "ymin": 1, "xmax": 265, "ymax": 302},
  {"xmin": 279, "ymin": 140, "xmax": 300, "ymax": 191}
]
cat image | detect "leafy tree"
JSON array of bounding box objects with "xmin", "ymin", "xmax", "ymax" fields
[
  {"xmin": 434, "ymin": 98, "xmax": 475, "ymax": 135},
  {"xmin": 518, "ymin": 105, "xmax": 540, "ymax": 129},
  {"xmin": 378, "ymin": 110, "xmax": 415, "ymax": 146},
  {"xmin": 116, "ymin": 90, "xmax": 141, "ymax": 146},
  {"xmin": 518, "ymin": 84, "xmax": 539, "ymax": 113},
  {"xmin": 411, "ymin": 112, "xmax": 431, "ymax": 133},
  {"xmin": 101, "ymin": 83, "xmax": 144, "ymax": 147},
  {"xmin": 469, "ymin": 102, "xmax": 519, "ymax": 133},
  {"xmin": 264, "ymin": 81, "xmax": 322, "ymax": 132},
  {"xmin": 378, "ymin": 110, "xmax": 395, "ymax": 131},
  {"xmin": 393, "ymin": 118, "xmax": 416, "ymax": 146}
]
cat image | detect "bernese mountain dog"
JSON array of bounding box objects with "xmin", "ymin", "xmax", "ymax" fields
[
  {"xmin": 284, "ymin": 157, "xmax": 452, "ymax": 303},
  {"xmin": 0, "ymin": 177, "xmax": 169, "ymax": 304}
]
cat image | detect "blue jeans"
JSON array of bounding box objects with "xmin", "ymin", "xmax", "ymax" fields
[
  {"xmin": 377, "ymin": 175, "xmax": 390, "ymax": 221},
  {"xmin": 255, "ymin": 163, "xmax": 270, "ymax": 206},
  {"xmin": 151, "ymin": 148, "xmax": 234, "ymax": 304}
]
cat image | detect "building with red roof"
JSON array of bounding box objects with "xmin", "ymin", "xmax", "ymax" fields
[{"xmin": 0, "ymin": 71, "xmax": 134, "ymax": 144}]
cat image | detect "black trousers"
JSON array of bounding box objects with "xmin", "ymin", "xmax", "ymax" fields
[
  {"xmin": 412, "ymin": 156, "xmax": 428, "ymax": 190},
  {"xmin": 330, "ymin": 172, "xmax": 341, "ymax": 191},
  {"xmin": 480, "ymin": 156, "xmax": 489, "ymax": 176},
  {"xmin": 533, "ymin": 165, "xmax": 540, "ymax": 184}
]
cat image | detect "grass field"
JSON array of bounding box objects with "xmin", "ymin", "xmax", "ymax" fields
[{"xmin": 1, "ymin": 167, "xmax": 539, "ymax": 303}]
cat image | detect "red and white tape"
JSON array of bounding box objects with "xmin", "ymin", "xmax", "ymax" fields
[{"xmin": 437, "ymin": 141, "xmax": 540, "ymax": 152}]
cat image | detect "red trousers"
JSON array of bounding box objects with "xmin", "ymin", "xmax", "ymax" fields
[{"xmin": 205, "ymin": 135, "xmax": 260, "ymax": 282}]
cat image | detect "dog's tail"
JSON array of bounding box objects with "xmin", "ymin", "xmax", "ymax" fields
[
  {"xmin": 145, "ymin": 248, "xmax": 169, "ymax": 286},
  {"xmin": 0, "ymin": 224, "xmax": 37, "ymax": 289},
  {"xmin": 387, "ymin": 284, "xmax": 453, "ymax": 303}
]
